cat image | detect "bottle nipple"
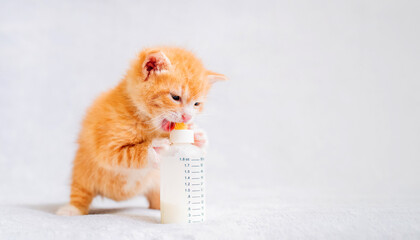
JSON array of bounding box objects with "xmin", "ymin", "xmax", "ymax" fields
[{"xmin": 174, "ymin": 122, "xmax": 188, "ymax": 130}]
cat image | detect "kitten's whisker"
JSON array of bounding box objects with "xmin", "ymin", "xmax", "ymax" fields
[{"xmin": 144, "ymin": 112, "xmax": 168, "ymax": 123}]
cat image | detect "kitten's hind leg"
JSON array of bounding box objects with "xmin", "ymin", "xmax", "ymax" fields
[
  {"xmin": 56, "ymin": 183, "xmax": 95, "ymax": 216},
  {"xmin": 145, "ymin": 185, "xmax": 160, "ymax": 210},
  {"xmin": 145, "ymin": 170, "xmax": 160, "ymax": 210}
]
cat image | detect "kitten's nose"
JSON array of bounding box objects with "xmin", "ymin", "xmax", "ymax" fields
[{"xmin": 182, "ymin": 114, "xmax": 192, "ymax": 123}]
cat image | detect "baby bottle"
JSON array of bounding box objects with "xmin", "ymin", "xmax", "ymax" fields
[{"xmin": 160, "ymin": 123, "xmax": 206, "ymax": 224}]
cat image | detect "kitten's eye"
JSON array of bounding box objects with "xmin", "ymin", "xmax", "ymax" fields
[
  {"xmin": 171, "ymin": 94, "xmax": 181, "ymax": 101},
  {"xmin": 194, "ymin": 102, "xmax": 201, "ymax": 106}
]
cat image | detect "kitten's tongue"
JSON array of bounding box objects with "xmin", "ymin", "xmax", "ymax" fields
[{"xmin": 161, "ymin": 119, "xmax": 175, "ymax": 132}]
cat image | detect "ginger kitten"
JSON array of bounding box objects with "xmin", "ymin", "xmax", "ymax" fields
[{"xmin": 56, "ymin": 47, "xmax": 226, "ymax": 216}]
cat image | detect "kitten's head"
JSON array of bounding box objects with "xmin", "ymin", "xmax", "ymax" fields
[{"xmin": 125, "ymin": 47, "xmax": 226, "ymax": 132}]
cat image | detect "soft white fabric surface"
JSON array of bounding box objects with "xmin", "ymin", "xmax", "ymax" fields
[{"xmin": 1, "ymin": 172, "xmax": 420, "ymax": 239}]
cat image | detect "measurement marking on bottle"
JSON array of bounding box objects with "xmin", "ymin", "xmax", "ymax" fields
[{"xmin": 180, "ymin": 155, "xmax": 204, "ymax": 223}]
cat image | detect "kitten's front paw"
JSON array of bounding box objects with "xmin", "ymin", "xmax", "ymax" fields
[
  {"xmin": 56, "ymin": 204, "xmax": 83, "ymax": 216},
  {"xmin": 193, "ymin": 129, "xmax": 208, "ymax": 148},
  {"xmin": 151, "ymin": 138, "xmax": 170, "ymax": 153},
  {"xmin": 148, "ymin": 138, "xmax": 170, "ymax": 168}
]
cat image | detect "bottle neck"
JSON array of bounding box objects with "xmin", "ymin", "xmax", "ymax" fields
[{"xmin": 170, "ymin": 129, "xmax": 194, "ymax": 143}]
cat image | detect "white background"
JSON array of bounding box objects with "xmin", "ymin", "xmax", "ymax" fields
[{"xmin": 1, "ymin": 0, "xmax": 420, "ymax": 238}]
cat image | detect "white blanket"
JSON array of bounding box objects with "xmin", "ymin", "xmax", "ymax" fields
[{"xmin": 1, "ymin": 178, "xmax": 419, "ymax": 240}]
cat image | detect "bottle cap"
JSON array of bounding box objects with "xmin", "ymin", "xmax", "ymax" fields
[{"xmin": 170, "ymin": 123, "xmax": 194, "ymax": 143}]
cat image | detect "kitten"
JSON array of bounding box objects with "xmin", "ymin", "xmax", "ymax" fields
[{"xmin": 56, "ymin": 47, "xmax": 226, "ymax": 216}]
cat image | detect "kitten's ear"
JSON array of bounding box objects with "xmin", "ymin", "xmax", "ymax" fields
[
  {"xmin": 206, "ymin": 70, "xmax": 228, "ymax": 84},
  {"xmin": 142, "ymin": 50, "xmax": 171, "ymax": 80}
]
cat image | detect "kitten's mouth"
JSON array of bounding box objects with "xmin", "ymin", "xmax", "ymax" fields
[{"xmin": 161, "ymin": 119, "xmax": 175, "ymax": 132}]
